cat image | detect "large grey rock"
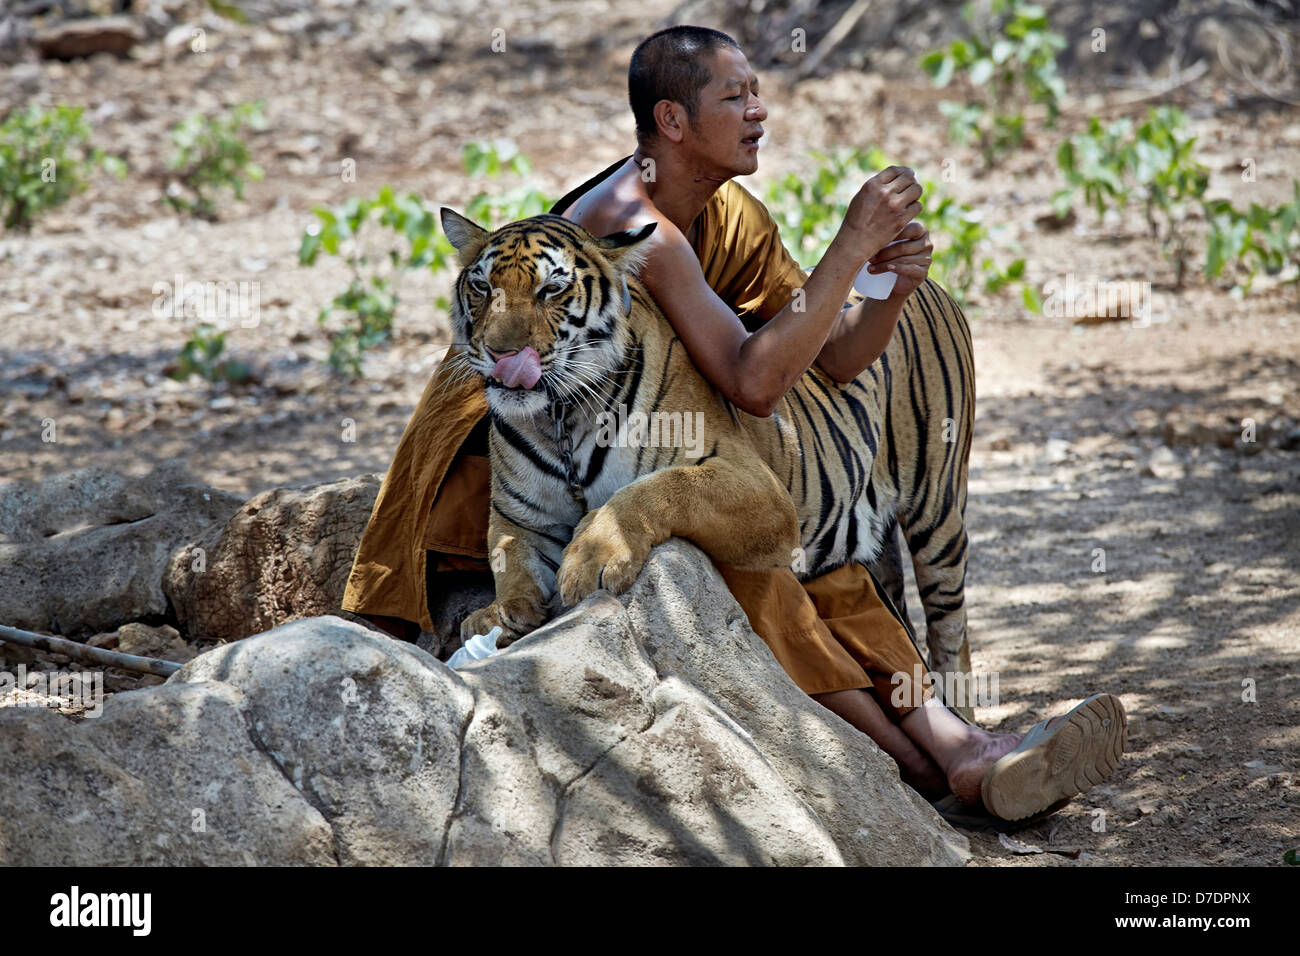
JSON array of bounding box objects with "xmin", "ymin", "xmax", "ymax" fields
[
  {"xmin": 179, "ymin": 616, "xmax": 473, "ymax": 865},
  {"xmin": 0, "ymin": 462, "xmax": 242, "ymax": 637},
  {"xmin": 439, "ymin": 596, "xmax": 850, "ymax": 865},
  {"xmin": 0, "ymin": 541, "xmax": 969, "ymax": 866},
  {"xmin": 164, "ymin": 475, "xmax": 381, "ymax": 642},
  {"xmin": 0, "ymin": 681, "xmax": 335, "ymax": 865}
]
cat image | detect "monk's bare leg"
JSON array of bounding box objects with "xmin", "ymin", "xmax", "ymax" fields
[
  {"xmin": 813, "ymin": 688, "xmax": 1024, "ymax": 806},
  {"xmin": 812, "ymin": 688, "xmax": 948, "ymax": 797}
]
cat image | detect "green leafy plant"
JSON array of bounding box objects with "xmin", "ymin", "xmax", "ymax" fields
[
  {"xmin": 1130, "ymin": 107, "xmax": 1209, "ymax": 287},
  {"xmin": 205, "ymin": 0, "xmax": 249, "ymax": 22},
  {"xmin": 1204, "ymin": 182, "xmax": 1300, "ymax": 302},
  {"xmin": 1203, "ymin": 199, "xmax": 1254, "ymax": 289},
  {"xmin": 297, "ymin": 141, "xmax": 552, "ymax": 377},
  {"xmin": 1053, "ymin": 116, "xmax": 1133, "ymax": 220},
  {"xmin": 299, "ymin": 186, "xmax": 454, "ymax": 376},
  {"xmin": 1055, "ymin": 106, "xmax": 1209, "ymax": 288},
  {"xmin": 1057, "ymin": 108, "xmax": 1300, "ymax": 297},
  {"xmin": 163, "ymin": 101, "xmax": 265, "ymax": 220},
  {"xmin": 764, "ymin": 146, "xmax": 1037, "ymax": 312},
  {"xmin": 927, "ymin": 189, "xmax": 1038, "ymax": 312},
  {"xmin": 1240, "ymin": 182, "xmax": 1300, "ymax": 302},
  {"xmin": 462, "ymin": 139, "xmax": 532, "ymax": 179},
  {"xmin": 169, "ymin": 323, "xmax": 252, "ymax": 384},
  {"xmin": 0, "ymin": 104, "xmax": 126, "ymax": 231},
  {"xmin": 765, "ymin": 147, "xmax": 877, "ymax": 268},
  {"xmin": 920, "ymin": 0, "xmax": 1066, "ymax": 170},
  {"xmin": 461, "ymin": 139, "xmax": 553, "ymax": 228}
]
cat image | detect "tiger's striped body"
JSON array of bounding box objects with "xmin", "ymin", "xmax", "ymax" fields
[{"xmin": 439, "ymin": 209, "xmax": 974, "ymax": 695}]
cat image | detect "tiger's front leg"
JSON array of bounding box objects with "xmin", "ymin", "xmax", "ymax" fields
[
  {"xmin": 460, "ymin": 505, "xmax": 565, "ymax": 649},
  {"xmin": 557, "ymin": 456, "xmax": 799, "ymax": 607}
]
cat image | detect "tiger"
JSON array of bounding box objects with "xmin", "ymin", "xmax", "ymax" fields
[{"xmin": 438, "ymin": 207, "xmax": 975, "ymax": 706}]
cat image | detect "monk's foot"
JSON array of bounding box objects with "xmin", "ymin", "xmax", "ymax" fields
[{"xmin": 947, "ymin": 728, "xmax": 1032, "ymax": 807}]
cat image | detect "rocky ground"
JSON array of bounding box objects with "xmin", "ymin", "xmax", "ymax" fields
[{"xmin": 1, "ymin": 1, "xmax": 1297, "ymax": 865}]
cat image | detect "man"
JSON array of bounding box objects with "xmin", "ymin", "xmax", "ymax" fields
[{"xmin": 342, "ymin": 25, "xmax": 1126, "ymax": 821}]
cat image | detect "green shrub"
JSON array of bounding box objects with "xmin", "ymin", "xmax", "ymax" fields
[
  {"xmin": 299, "ymin": 186, "xmax": 454, "ymax": 376},
  {"xmin": 297, "ymin": 140, "xmax": 552, "ymax": 377},
  {"xmin": 1053, "ymin": 116, "xmax": 1132, "ymax": 220},
  {"xmin": 169, "ymin": 324, "xmax": 253, "ymax": 384},
  {"xmin": 920, "ymin": 0, "xmax": 1066, "ymax": 170},
  {"xmin": 765, "ymin": 147, "xmax": 876, "ymax": 269},
  {"xmin": 0, "ymin": 104, "xmax": 125, "ymax": 231},
  {"xmin": 1056, "ymin": 107, "xmax": 1300, "ymax": 296},
  {"xmin": 765, "ymin": 146, "xmax": 1037, "ymax": 312},
  {"xmin": 163, "ymin": 101, "xmax": 265, "ymax": 220},
  {"xmin": 461, "ymin": 139, "xmax": 553, "ymax": 228},
  {"xmin": 1204, "ymin": 182, "xmax": 1300, "ymax": 302},
  {"xmin": 1131, "ymin": 107, "xmax": 1209, "ymax": 287},
  {"xmin": 1055, "ymin": 106, "xmax": 1209, "ymax": 288}
]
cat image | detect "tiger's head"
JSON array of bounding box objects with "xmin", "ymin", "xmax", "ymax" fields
[{"xmin": 439, "ymin": 209, "xmax": 657, "ymax": 422}]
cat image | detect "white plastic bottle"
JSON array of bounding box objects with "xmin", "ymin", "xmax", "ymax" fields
[
  {"xmin": 852, "ymin": 221, "xmax": 917, "ymax": 299},
  {"xmin": 446, "ymin": 625, "xmax": 504, "ymax": 669}
]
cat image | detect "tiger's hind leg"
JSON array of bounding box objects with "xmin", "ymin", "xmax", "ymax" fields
[
  {"xmin": 887, "ymin": 277, "xmax": 978, "ymax": 721},
  {"xmin": 865, "ymin": 517, "xmax": 911, "ymax": 630},
  {"xmin": 900, "ymin": 508, "xmax": 975, "ymax": 723}
]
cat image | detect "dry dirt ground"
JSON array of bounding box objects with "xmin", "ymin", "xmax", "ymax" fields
[{"xmin": 1, "ymin": 2, "xmax": 1296, "ymax": 866}]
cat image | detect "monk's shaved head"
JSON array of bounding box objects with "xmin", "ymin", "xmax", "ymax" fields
[{"xmin": 628, "ymin": 25, "xmax": 740, "ymax": 149}]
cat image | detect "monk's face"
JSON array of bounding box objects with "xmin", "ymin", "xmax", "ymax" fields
[{"xmin": 683, "ymin": 46, "xmax": 766, "ymax": 178}]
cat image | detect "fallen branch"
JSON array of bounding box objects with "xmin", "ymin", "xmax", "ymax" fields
[
  {"xmin": 1062, "ymin": 58, "xmax": 1211, "ymax": 116},
  {"xmin": 795, "ymin": 0, "xmax": 873, "ymax": 80},
  {"xmin": 0, "ymin": 624, "xmax": 182, "ymax": 678}
]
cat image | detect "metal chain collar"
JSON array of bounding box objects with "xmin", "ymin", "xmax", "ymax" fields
[{"xmin": 548, "ymin": 395, "xmax": 588, "ymax": 513}]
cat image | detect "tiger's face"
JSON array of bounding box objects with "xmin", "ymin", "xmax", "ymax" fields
[{"xmin": 440, "ymin": 210, "xmax": 656, "ymax": 422}]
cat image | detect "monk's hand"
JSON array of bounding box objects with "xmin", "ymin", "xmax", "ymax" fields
[
  {"xmin": 866, "ymin": 220, "xmax": 933, "ymax": 299},
  {"xmin": 842, "ymin": 165, "xmax": 924, "ymax": 264}
]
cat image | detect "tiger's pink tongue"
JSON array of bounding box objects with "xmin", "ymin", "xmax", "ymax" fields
[{"xmin": 491, "ymin": 347, "xmax": 542, "ymax": 389}]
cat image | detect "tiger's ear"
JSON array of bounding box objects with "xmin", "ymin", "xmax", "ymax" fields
[
  {"xmin": 592, "ymin": 221, "xmax": 657, "ymax": 276},
  {"xmin": 440, "ymin": 208, "xmax": 490, "ymax": 267}
]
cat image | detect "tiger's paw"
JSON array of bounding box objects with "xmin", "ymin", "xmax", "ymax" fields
[
  {"xmin": 557, "ymin": 506, "xmax": 653, "ymax": 607},
  {"xmin": 459, "ymin": 600, "xmax": 539, "ymax": 648}
]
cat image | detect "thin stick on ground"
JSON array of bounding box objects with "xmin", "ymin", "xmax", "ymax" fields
[{"xmin": 0, "ymin": 624, "xmax": 182, "ymax": 678}]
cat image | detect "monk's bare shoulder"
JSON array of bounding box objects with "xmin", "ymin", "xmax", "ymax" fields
[
  {"xmin": 559, "ymin": 164, "xmax": 674, "ymax": 241},
  {"xmin": 557, "ymin": 164, "xmax": 705, "ymax": 304}
]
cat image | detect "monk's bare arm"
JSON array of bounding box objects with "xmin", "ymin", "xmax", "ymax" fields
[
  {"xmin": 641, "ymin": 167, "xmax": 920, "ymax": 414},
  {"xmin": 570, "ymin": 166, "xmax": 921, "ymax": 414},
  {"xmin": 636, "ymin": 219, "xmax": 864, "ymax": 416}
]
